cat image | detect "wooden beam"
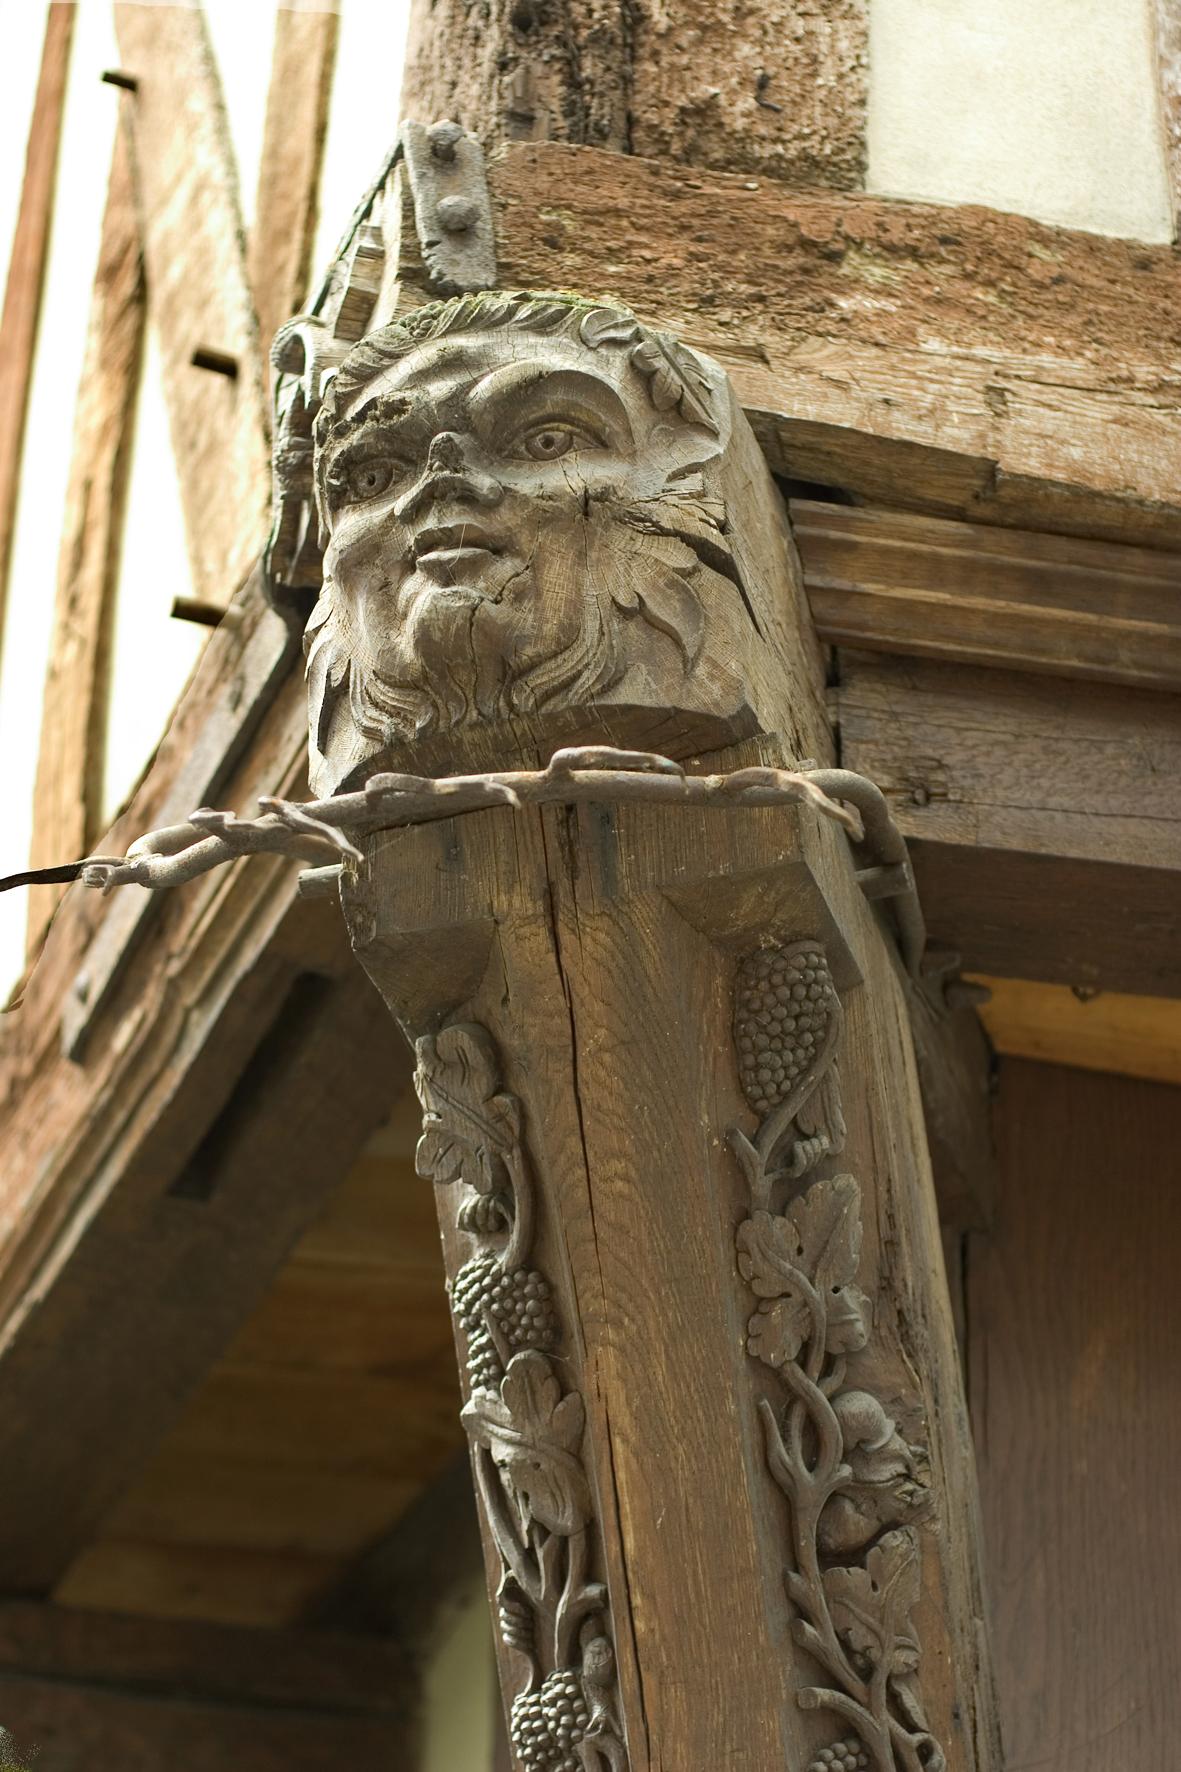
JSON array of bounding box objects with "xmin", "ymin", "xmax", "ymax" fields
[
  {"xmin": 0, "ymin": 3, "xmax": 74, "ymax": 649},
  {"xmin": 835, "ymin": 651, "xmax": 1181, "ymax": 998},
  {"xmin": 27, "ymin": 118, "xmax": 144, "ymax": 949},
  {"xmin": 0, "ymin": 906, "xmax": 407, "ymax": 1595},
  {"xmin": 0, "ymin": 1599, "xmax": 411, "ymax": 1768},
  {"xmin": 248, "ymin": 0, "xmax": 339, "ymax": 358},
  {"xmin": 489, "ymin": 143, "xmax": 1181, "ymax": 548},
  {"xmin": 114, "ymin": 2, "xmax": 270, "ymax": 608},
  {"xmin": 792, "ymin": 499, "xmax": 1181, "ymax": 692},
  {"xmin": 974, "ymin": 974, "xmax": 1181, "ymax": 1088}
]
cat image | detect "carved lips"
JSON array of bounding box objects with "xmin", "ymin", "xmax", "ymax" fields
[{"xmin": 409, "ymin": 517, "xmax": 507, "ymax": 584}]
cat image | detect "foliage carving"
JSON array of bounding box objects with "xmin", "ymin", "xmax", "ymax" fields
[
  {"xmin": 415, "ymin": 1023, "xmax": 627, "ymax": 1771},
  {"xmin": 729, "ymin": 943, "xmax": 946, "ymax": 1772}
]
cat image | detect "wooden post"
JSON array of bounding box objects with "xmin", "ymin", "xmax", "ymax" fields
[{"xmin": 301, "ymin": 293, "xmax": 1001, "ymax": 1769}]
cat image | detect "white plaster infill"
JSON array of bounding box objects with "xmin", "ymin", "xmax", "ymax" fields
[{"xmin": 867, "ymin": 0, "xmax": 1175, "ymax": 244}]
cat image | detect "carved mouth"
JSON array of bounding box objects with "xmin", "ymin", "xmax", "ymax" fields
[{"xmin": 411, "ymin": 521, "xmax": 503, "ymax": 565}]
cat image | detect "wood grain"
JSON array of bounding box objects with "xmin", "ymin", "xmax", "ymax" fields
[
  {"xmin": 248, "ymin": 1, "xmax": 339, "ymax": 359},
  {"xmin": 27, "ymin": 119, "xmax": 144, "ymax": 948},
  {"xmin": 630, "ymin": 0, "xmax": 868, "ymax": 186},
  {"xmin": 114, "ymin": 2, "xmax": 270, "ymax": 607},
  {"xmin": 490, "ymin": 143, "xmax": 1181, "ymax": 548},
  {"xmin": 835, "ymin": 652, "xmax": 1181, "ymax": 997},
  {"xmin": 793, "ymin": 500, "xmax": 1181, "ymax": 692},
  {"xmin": 0, "ymin": 2, "xmax": 74, "ymax": 646},
  {"xmin": 971, "ymin": 1059, "xmax": 1181, "ymax": 1771}
]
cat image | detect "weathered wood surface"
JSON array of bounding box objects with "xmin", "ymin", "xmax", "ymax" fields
[
  {"xmin": 0, "ymin": 2, "xmax": 74, "ymax": 643},
  {"xmin": 835, "ymin": 652, "xmax": 1181, "ymax": 998},
  {"xmin": 401, "ymin": 0, "xmax": 868, "ymax": 188},
  {"xmin": 114, "ymin": 2, "xmax": 270, "ymax": 607},
  {"xmin": 629, "ymin": 0, "xmax": 868, "ymax": 186},
  {"xmin": 973, "ymin": 975, "xmax": 1181, "ymax": 1089},
  {"xmin": 971, "ymin": 1059, "xmax": 1181, "ymax": 1771},
  {"xmin": 399, "ymin": 0, "xmax": 631, "ymax": 155},
  {"xmin": 489, "ymin": 144, "xmax": 1181, "ymax": 547},
  {"xmin": 793, "ymin": 500, "xmax": 1181, "ymax": 692},
  {"xmin": 0, "ymin": 1601, "xmax": 411, "ymax": 1769},
  {"xmin": 248, "ymin": 0, "xmax": 339, "ymax": 361},
  {"xmin": 27, "ymin": 119, "xmax": 144, "ymax": 948}
]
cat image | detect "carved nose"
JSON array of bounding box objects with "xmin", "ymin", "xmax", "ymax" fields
[
  {"xmin": 425, "ymin": 431, "xmax": 466, "ymax": 473},
  {"xmin": 395, "ymin": 430, "xmax": 503, "ymax": 519}
]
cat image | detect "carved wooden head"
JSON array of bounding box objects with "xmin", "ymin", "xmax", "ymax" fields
[{"xmin": 302, "ymin": 292, "xmax": 777, "ymax": 793}]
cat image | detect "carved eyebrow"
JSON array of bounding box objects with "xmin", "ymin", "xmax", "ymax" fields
[{"xmin": 466, "ymin": 364, "xmax": 633, "ymax": 439}]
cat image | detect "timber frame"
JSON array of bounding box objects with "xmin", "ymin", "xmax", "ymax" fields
[{"xmin": 0, "ymin": 3, "xmax": 1179, "ymax": 1755}]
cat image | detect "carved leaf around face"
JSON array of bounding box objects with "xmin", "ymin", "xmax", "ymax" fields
[
  {"xmin": 821, "ymin": 1528, "xmax": 923, "ymax": 1677},
  {"xmin": 461, "ymin": 1350, "xmax": 592, "ymax": 1536},
  {"xmin": 604, "ymin": 530, "xmax": 705, "ymax": 669}
]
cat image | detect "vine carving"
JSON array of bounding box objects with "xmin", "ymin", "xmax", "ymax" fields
[
  {"xmin": 415, "ymin": 1023, "xmax": 627, "ymax": 1772},
  {"xmin": 730, "ymin": 941, "xmax": 945, "ymax": 1772}
]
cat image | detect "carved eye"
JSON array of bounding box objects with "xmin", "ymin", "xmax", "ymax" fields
[
  {"xmin": 344, "ymin": 457, "xmax": 397, "ymax": 502},
  {"xmin": 519, "ymin": 423, "xmax": 593, "ymax": 461}
]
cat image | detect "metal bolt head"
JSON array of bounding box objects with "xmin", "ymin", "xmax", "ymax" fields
[
  {"xmin": 427, "ymin": 119, "xmax": 464, "ymax": 162},
  {"xmin": 436, "ymin": 194, "xmax": 480, "ymax": 234}
]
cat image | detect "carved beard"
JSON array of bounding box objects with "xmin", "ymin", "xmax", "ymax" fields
[{"xmin": 307, "ymin": 487, "xmax": 737, "ymax": 760}]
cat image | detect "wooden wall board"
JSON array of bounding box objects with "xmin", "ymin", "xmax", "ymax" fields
[
  {"xmin": 113, "ymin": 2, "xmax": 270, "ymax": 608},
  {"xmin": 248, "ymin": 0, "xmax": 339, "ymax": 360},
  {"xmin": 792, "ymin": 499, "xmax": 1181, "ymax": 692},
  {"xmin": 0, "ymin": 2, "xmax": 74, "ymax": 647},
  {"xmin": 835, "ymin": 651, "xmax": 1181, "ymax": 998},
  {"xmin": 489, "ymin": 143, "xmax": 1181, "ymax": 548},
  {"xmin": 973, "ymin": 975, "xmax": 1181, "ymax": 1088},
  {"xmin": 970, "ymin": 1058, "xmax": 1181, "ymax": 1771},
  {"xmin": 27, "ymin": 118, "xmax": 144, "ymax": 947}
]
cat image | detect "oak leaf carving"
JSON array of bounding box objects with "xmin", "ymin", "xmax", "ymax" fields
[
  {"xmin": 821, "ymin": 1528, "xmax": 923, "ymax": 1677},
  {"xmin": 462, "ymin": 1350, "xmax": 592, "ymax": 1536}
]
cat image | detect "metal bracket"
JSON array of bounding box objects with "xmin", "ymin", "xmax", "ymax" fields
[{"xmin": 400, "ymin": 119, "xmax": 497, "ymax": 296}]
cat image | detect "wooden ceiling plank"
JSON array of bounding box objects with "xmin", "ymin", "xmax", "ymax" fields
[
  {"xmin": 113, "ymin": 2, "xmax": 270, "ymax": 608},
  {"xmin": 27, "ymin": 117, "xmax": 144, "ymax": 950},
  {"xmin": 793, "ymin": 499, "xmax": 1181, "ymax": 692},
  {"xmin": 0, "ymin": 2, "xmax": 75, "ymax": 652},
  {"xmin": 0, "ymin": 1596, "xmax": 409, "ymax": 1713},
  {"xmin": 490, "ymin": 142, "xmax": 1181, "ymax": 547},
  {"xmin": 974, "ymin": 974, "xmax": 1181, "ymax": 1088},
  {"xmin": 248, "ymin": 0, "xmax": 339, "ymax": 358},
  {"xmin": 836, "ymin": 650, "xmax": 1181, "ymax": 997}
]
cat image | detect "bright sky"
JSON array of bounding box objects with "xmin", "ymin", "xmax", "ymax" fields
[{"xmin": 0, "ymin": 0, "xmax": 409, "ymax": 994}]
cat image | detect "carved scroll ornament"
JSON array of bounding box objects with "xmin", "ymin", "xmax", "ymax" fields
[
  {"xmin": 731, "ymin": 942, "xmax": 945, "ymax": 1772},
  {"xmin": 414, "ymin": 1023, "xmax": 628, "ymax": 1771}
]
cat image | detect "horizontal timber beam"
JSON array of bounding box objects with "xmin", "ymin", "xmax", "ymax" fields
[
  {"xmin": 0, "ymin": 1599, "xmax": 411, "ymax": 1768},
  {"xmin": 975, "ymin": 975, "xmax": 1181, "ymax": 1089},
  {"xmin": 488, "ymin": 143, "xmax": 1181, "ymax": 548},
  {"xmin": 835, "ymin": 651, "xmax": 1181, "ymax": 999},
  {"xmin": 791, "ymin": 500, "xmax": 1181, "ymax": 693}
]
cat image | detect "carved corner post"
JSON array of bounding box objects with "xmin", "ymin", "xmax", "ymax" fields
[{"xmin": 280, "ymin": 288, "xmax": 1001, "ymax": 1770}]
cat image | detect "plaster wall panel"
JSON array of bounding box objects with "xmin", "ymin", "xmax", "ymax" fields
[{"xmin": 867, "ymin": 0, "xmax": 1175, "ymax": 242}]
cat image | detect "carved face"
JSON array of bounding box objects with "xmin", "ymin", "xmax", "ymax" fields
[{"xmin": 306, "ymin": 298, "xmax": 746, "ymax": 787}]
